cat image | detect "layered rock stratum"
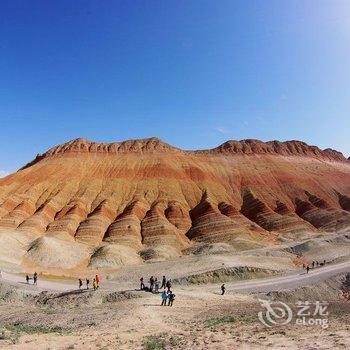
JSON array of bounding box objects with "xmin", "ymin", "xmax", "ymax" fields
[{"xmin": 0, "ymin": 137, "xmax": 350, "ymax": 271}]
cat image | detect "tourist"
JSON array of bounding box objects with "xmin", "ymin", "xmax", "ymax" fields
[
  {"xmin": 161, "ymin": 290, "xmax": 168, "ymax": 306},
  {"xmin": 26, "ymin": 275, "xmax": 29, "ymax": 284},
  {"xmin": 166, "ymin": 279, "xmax": 172, "ymax": 291},
  {"xmin": 306, "ymin": 265, "xmax": 310, "ymax": 274},
  {"xmin": 221, "ymin": 284, "xmax": 226, "ymax": 295},
  {"xmin": 86, "ymin": 278, "xmax": 90, "ymax": 289},
  {"xmin": 78, "ymin": 278, "xmax": 83, "ymax": 289},
  {"xmin": 93, "ymin": 278, "xmax": 97, "ymax": 290},
  {"xmin": 95, "ymin": 274, "xmax": 100, "ymax": 288},
  {"xmin": 150, "ymin": 276, "xmax": 155, "ymax": 292},
  {"xmin": 140, "ymin": 277, "xmax": 145, "ymax": 290},
  {"xmin": 161, "ymin": 275, "xmax": 166, "ymax": 289},
  {"xmin": 155, "ymin": 277, "xmax": 160, "ymax": 293},
  {"xmin": 33, "ymin": 272, "xmax": 38, "ymax": 285},
  {"xmin": 168, "ymin": 290, "xmax": 175, "ymax": 306}
]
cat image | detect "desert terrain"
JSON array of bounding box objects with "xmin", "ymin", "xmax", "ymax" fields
[
  {"xmin": 0, "ymin": 137, "xmax": 350, "ymax": 349},
  {"xmin": 0, "ymin": 231, "xmax": 350, "ymax": 349}
]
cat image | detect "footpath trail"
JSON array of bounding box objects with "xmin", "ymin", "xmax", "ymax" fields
[
  {"xmin": 1, "ymin": 260, "xmax": 349, "ymax": 295},
  {"xmin": 224, "ymin": 260, "xmax": 350, "ymax": 293},
  {"xmin": 0, "ymin": 271, "xmax": 80, "ymax": 292}
]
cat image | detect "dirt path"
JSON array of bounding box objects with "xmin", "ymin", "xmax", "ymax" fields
[
  {"xmin": 224, "ymin": 260, "xmax": 350, "ymax": 293},
  {"xmin": 0, "ymin": 272, "xmax": 82, "ymax": 292},
  {"xmin": 2, "ymin": 260, "xmax": 350, "ymax": 296}
]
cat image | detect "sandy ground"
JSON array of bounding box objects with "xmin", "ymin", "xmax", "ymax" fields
[
  {"xmin": 0, "ymin": 231, "xmax": 349, "ymax": 349},
  {"xmin": 0, "ymin": 285, "xmax": 349, "ymax": 350},
  {"xmin": 0, "ymin": 261, "xmax": 349, "ymax": 349}
]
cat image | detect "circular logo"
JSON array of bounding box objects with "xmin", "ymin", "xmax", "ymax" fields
[{"xmin": 258, "ymin": 299, "xmax": 293, "ymax": 327}]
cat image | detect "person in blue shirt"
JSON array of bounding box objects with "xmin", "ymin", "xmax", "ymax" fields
[{"xmin": 161, "ymin": 290, "xmax": 168, "ymax": 306}]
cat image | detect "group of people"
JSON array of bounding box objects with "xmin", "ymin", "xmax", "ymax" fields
[
  {"xmin": 24, "ymin": 272, "xmax": 102, "ymax": 291},
  {"xmin": 161, "ymin": 288, "xmax": 176, "ymax": 306},
  {"xmin": 140, "ymin": 275, "xmax": 172, "ymax": 293},
  {"xmin": 139, "ymin": 275, "xmax": 176, "ymax": 306},
  {"xmin": 78, "ymin": 274, "xmax": 100, "ymax": 290},
  {"xmin": 303, "ymin": 259, "xmax": 327, "ymax": 273},
  {"xmin": 25, "ymin": 272, "xmax": 38, "ymax": 285}
]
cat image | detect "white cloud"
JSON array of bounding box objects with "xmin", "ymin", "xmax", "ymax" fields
[
  {"xmin": 0, "ymin": 170, "xmax": 10, "ymax": 178},
  {"xmin": 214, "ymin": 126, "xmax": 231, "ymax": 135}
]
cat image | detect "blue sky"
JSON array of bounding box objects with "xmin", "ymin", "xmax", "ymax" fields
[{"xmin": 1, "ymin": 0, "xmax": 350, "ymax": 174}]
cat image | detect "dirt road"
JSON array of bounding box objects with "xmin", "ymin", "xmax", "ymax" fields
[
  {"xmin": 1, "ymin": 260, "xmax": 349, "ymax": 295},
  {"xmin": 224, "ymin": 260, "xmax": 350, "ymax": 293},
  {"xmin": 0, "ymin": 272, "xmax": 78, "ymax": 292}
]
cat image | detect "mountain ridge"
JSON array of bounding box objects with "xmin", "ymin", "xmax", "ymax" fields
[{"xmin": 19, "ymin": 137, "xmax": 348, "ymax": 171}]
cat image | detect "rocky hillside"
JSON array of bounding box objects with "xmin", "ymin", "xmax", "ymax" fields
[{"xmin": 0, "ymin": 137, "xmax": 349, "ymax": 270}]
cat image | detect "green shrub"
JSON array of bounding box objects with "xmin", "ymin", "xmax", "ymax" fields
[
  {"xmin": 142, "ymin": 334, "xmax": 166, "ymax": 350},
  {"xmin": 204, "ymin": 315, "xmax": 236, "ymax": 327}
]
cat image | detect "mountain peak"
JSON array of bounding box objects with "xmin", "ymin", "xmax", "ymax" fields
[{"xmin": 46, "ymin": 136, "xmax": 180, "ymax": 156}]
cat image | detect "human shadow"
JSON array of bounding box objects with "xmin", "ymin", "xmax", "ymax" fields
[{"xmin": 19, "ymin": 282, "xmax": 35, "ymax": 286}]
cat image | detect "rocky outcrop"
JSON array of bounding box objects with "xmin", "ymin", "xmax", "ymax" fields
[
  {"xmin": 0, "ymin": 199, "xmax": 37, "ymax": 229},
  {"xmin": 140, "ymin": 202, "xmax": 189, "ymax": 250},
  {"xmin": 75, "ymin": 199, "xmax": 117, "ymax": 245},
  {"xmin": 337, "ymin": 192, "xmax": 350, "ymax": 211},
  {"xmin": 186, "ymin": 191, "xmax": 262, "ymax": 244},
  {"xmin": 47, "ymin": 200, "xmax": 89, "ymax": 237},
  {"xmin": 240, "ymin": 191, "xmax": 316, "ymax": 233},
  {"xmin": 295, "ymin": 197, "xmax": 350, "ymax": 232},
  {"xmin": 104, "ymin": 200, "xmax": 149, "ymax": 248}
]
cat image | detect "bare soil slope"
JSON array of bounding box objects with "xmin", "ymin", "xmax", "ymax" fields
[{"xmin": 0, "ymin": 137, "xmax": 350, "ymax": 270}]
